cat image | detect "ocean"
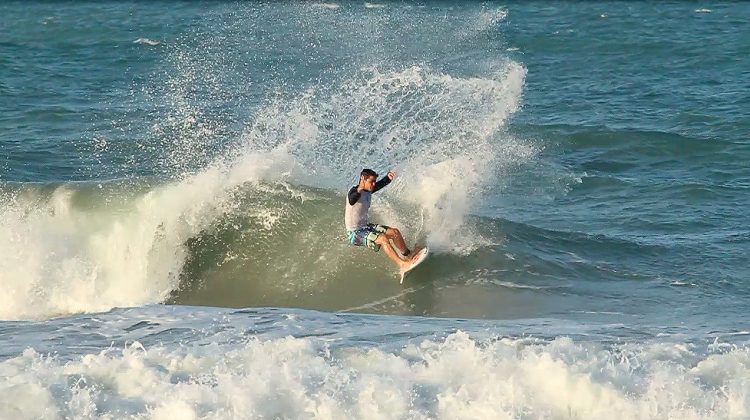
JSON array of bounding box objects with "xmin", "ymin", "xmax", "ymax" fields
[{"xmin": 1, "ymin": 2, "xmax": 749, "ymax": 418}]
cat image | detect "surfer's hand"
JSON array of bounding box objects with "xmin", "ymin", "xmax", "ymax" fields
[{"xmin": 387, "ymin": 170, "xmax": 395, "ymax": 180}]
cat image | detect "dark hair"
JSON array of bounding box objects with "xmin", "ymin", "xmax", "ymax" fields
[{"xmin": 360, "ymin": 168, "xmax": 377, "ymax": 178}]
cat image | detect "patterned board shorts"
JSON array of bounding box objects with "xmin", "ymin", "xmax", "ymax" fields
[{"xmin": 347, "ymin": 224, "xmax": 389, "ymax": 252}]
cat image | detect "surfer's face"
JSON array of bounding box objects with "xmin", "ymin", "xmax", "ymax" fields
[{"xmin": 361, "ymin": 175, "xmax": 376, "ymax": 191}]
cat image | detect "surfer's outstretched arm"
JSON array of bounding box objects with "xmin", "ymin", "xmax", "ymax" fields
[{"xmin": 373, "ymin": 170, "xmax": 395, "ymax": 193}]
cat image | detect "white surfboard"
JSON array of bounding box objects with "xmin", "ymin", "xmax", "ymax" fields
[{"xmin": 399, "ymin": 247, "xmax": 430, "ymax": 284}]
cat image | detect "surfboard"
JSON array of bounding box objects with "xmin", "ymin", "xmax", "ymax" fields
[{"xmin": 399, "ymin": 247, "xmax": 430, "ymax": 284}]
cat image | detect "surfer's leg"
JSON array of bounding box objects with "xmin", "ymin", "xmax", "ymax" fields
[
  {"xmin": 374, "ymin": 235, "xmax": 409, "ymax": 270},
  {"xmin": 384, "ymin": 227, "xmax": 410, "ymax": 256}
]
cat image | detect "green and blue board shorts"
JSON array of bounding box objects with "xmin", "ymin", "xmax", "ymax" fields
[{"xmin": 347, "ymin": 224, "xmax": 389, "ymax": 252}]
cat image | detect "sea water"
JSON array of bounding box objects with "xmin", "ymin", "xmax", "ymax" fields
[{"xmin": 1, "ymin": 2, "xmax": 749, "ymax": 418}]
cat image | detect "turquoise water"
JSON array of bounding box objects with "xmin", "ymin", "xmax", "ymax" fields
[{"xmin": 2, "ymin": 2, "xmax": 749, "ymax": 418}]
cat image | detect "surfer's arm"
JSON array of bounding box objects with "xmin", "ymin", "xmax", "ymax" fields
[
  {"xmin": 347, "ymin": 186, "xmax": 361, "ymax": 205},
  {"xmin": 373, "ymin": 175, "xmax": 392, "ymax": 193}
]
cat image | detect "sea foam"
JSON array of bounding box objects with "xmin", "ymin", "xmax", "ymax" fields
[{"xmin": 1, "ymin": 330, "xmax": 748, "ymax": 419}]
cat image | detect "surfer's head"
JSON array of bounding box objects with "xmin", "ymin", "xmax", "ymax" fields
[
  {"xmin": 359, "ymin": 168, "xmax": 378, "ymax": 191},
  {"xmin": 360, "ymin": 169, "xmax": 377, "ymax": 179}
]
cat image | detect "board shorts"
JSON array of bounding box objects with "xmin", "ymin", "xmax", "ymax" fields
[{"xmin": 347, "ymin": 224, "xmax": 389, "ymax": 252}]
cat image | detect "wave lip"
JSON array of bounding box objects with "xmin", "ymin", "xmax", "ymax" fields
[{"xmin": 0, "ymin": 167, "xmax": 262, "ymax": 320}]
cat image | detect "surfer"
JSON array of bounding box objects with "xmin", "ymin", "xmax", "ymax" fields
[{"xmin": 345, "ymin": 168, "xmax": 418, "ymax": 271}]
